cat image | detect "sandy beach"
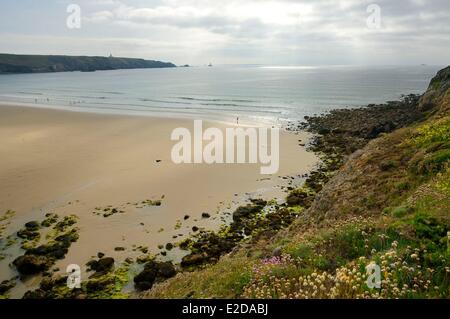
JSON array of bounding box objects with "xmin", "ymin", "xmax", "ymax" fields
[{"xmin": 0, "ymin": 104, "xmax": 317, "ymax": 297}]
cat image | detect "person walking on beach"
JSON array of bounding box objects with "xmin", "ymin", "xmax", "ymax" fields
[{"xmin": 236, "ymin": 117, "xmax": 239, "ymax": 125}]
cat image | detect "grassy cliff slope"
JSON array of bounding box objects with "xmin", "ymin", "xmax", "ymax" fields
[{"xmin": 145, "ymin": 66, "xmax": 450, "ymax": 299}]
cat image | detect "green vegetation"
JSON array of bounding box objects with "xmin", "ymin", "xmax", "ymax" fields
[
  {"xmin": 0, "ymin": 53, "xmax": 176, "ymax": 74},
  {"xmin": 147, "ymin": 255, "xmax": 254, "ymax": 298},
  {"xmin": 145, "ymin": 66, "xmax": 450, "ymax": 299},
  {"xmin": 3, "ymin": 67, "xmax": 449, "ymax": 299}
]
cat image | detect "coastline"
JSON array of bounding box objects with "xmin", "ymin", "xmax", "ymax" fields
[
  {"xmin": 0, "ymin": 103, "xmax": 318, "ymax": 298},
  {"xmin": 1, "ymin": 65, "xmax": 448, "ymax": 299},
  {"xmin": 145, "ymin": 66, "xmax": 450, "ymax": 299},
  {"xmin": 0, "ymin": 101, "xmax": 280, "ymax": 128}
]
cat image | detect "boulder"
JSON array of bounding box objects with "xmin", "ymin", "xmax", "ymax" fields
[
  {"xmin": 134, "ymin": 268, "xmax": 157, "ymax": 290},
  {"xmin": 24, "ymin": 221, "xmax": 40, "ymax": 231},
  {"xmin": 232, "ymin": 203, "xmax": 265, "ymax": 222},
  {"xmin": 0, "ymin": 280, "xmax": 15, "ymax": 294},
  {"xmin": 17, "ymin": 229, "xmax": 39, "ymax": 240},
  {"xmin": 95, "ymin": 257, "xmax": 115, "ymax": 272},
  {"xmin": 87, "ymin": 257, "xmax": 115, "ymax": 273},
  {"xmin": 181, "ymin": 252, "xmax": 207, "ymax": 267},
  {"xmin": 156, "ymin": 261, "xmax": 176, "ymax": 278},
  {"xmin": 85, "ymin": 277, "xmax": 114, "ymax": 292},
  {"xmin": 13, "ymin": 255, "xmax": 50, "ymax": 275},
  {"xmin": 22, "ymin": 289, "xmax": 48, "ymax": 299}
]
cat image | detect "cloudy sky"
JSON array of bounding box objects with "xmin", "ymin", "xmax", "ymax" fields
[{"xmin": 0, "ymin": 0, "xmax": 449, "ymax": 65}]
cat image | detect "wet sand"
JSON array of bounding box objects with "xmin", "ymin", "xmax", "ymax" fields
[{"xmin": 0, "ymin": 104, "xmax": 318, "ymax": 297}]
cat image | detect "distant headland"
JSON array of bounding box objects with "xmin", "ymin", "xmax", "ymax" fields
[{"xmin": 0, "ymin": 53, "xmax": 176, "ymax": 74}]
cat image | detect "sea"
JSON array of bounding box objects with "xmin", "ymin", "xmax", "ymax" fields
[{"xmin": 0, "ymin": 64, "xmax": 443, "ymax": 125}]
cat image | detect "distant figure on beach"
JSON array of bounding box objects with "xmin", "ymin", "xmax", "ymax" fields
[
  {"xmin": 34, "ymin": 98, "xmax": 37, "ymax": 103},
  {"xmin": 236, "ymin": 117, "xmax": 239, "ymax": 125}
]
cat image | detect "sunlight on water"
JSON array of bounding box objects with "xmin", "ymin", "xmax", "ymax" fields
[{"xmin": 0, "ymin": 65, "xmax": 442, "ymax": 126}]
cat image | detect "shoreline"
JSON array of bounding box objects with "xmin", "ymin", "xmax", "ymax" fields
[
  {"xmin": 1, "ymin": 65, "xmax": 448, "ymax": 299},
  {"xmin": 0, "ymin": 103, "xmax": 318, "ymax": 298},
  {"xmin": 144, "ymin": 66, "xmax": 450, "ymax": 299},
  {"xmin": 0, "ymin": 101, "xmax": 283, "ymax": 128}
]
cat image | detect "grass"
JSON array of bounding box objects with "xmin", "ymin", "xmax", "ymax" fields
[
  {"xmin": 146, "ymin": 255, "xmax": 255, "ymax": 299},
  {"xmin": 241, "ymin": 159, "xmax": 450, "ymax": 299},
  {"xmin": 146, "ymin": 108, "xmax": 450, "ymax": 299}
]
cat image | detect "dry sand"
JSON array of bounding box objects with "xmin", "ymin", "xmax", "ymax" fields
[{"xmin": 0, "ymin": 104, "xmax": 317, "ymax": 296}]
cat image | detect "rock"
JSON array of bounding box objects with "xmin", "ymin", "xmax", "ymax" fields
[
  {"xmin": 73, "ymin": 292, "xmax": 88, "ymax": 299},
  {"xmin": 0, "ymin": 279, "xmax": 15, "ymax": 294},
  {"xmin": 165, "ymin": 243, "xmax": 173, "ymax": 251},
  {"xmin": 418, "ymin": 66, "xmax": 450, "ymax": 111},
  {"xmin": 114, "ymin": 246, "xmax": 125, "ymax": 251},
  {"xmin": 181, "ymin": 253, "xmax": 207, "ymax": 267},
  {"xmin": 40, "ymin": 277, "xmax": 55, "ymax": 291},
  {"xmin": 178, "ymin": 239, "xmax": 192, "ymax": 250},
  {"xmin": 232, "ymin": 204, "xmax": 264, "ymax": 222},
  {"xmin": 54, "ymin": 215, "xmax": 77, "ymax": 231},
  {"xmin": 249, "ymin": 199, "xmax": 267, "ymax": 206},
  {"xmin": 24, "ymin": 221, "xmax": 40, "ymax": 231},
  {"xmin": 184, "ymin": 215, "xmax": 190, "ymax": 220},
  {"xmin": 49, "ymin": 248, "xmax": 67, "ymax": 259},
  {"xmin": 22, "ymin": 289, "xmax": 47, "ymax": 299},
  {"xmin": 86, "ymin": 259, "xmax": 97, "ymax": 270},
  {"xmin": 39, "ymin": 275, "xmax": 67, "ymax": 292},
  {"xmin": 88, "ymin": 257, "xmax": 114, "ymax": 273},
  {"xmin": 54, "ymin": 229, "xmax": 79, "ymax": 245},
  {"xmin": 41, "ymin": 214, "xmax": 58, "ymax": 227},
  {"xmin": 86, "ymin": 277, "xmax": 114, "ymax": 292},
  {"xmin": 318, "ymin": 127, "xmax": 330, "ymax": 135},
  {"xmin": 192, "ymin": 226, "xmax": 199, "ymax": 232},
  {"xmin": 156, "ymin": 262, "xmax": 176, "ymax": 278},
  {"xmin": 97, "ymin": 252, "xmax": 105, "ymax": 259},
  {"xmin": 134, "ymin": 268, "xmax": 157, "ymax": 290},
  {"xmin": 17, "ymin": 229, "xmax": 40, "ymax": 240},
  {"xmin": 96, "ymin": 257, "xmax": 114, "ymax": 272},
  {"xmin": 13, "ymin": 255, "xmax": 50, "ymax": 275},
  {"xmin": 134, "ymin": 261, "xmax": 176, "ymax": 289},
  {"xmin": 286, "ymin": 189, "xmax": 313, "ymax": 207},
  {"xmin": 27, "ymin": 243, "xmax": 68, "ymax": 259},
  {"xmin": 201, "ymin": 212, "xmax": 211, "ymax": 218}
]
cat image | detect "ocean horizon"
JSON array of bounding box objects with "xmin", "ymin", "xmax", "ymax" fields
[{"xmin": 0, "ymin": 64, "xmax": 442, "ymax": 125}]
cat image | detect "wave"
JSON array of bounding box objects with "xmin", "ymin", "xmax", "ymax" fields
[
  {"xmin": 86, "ymin": 101, "xmax": 283, "ymax": 115},
  {"xmin": 177, "ymin": 97, "xmax": 257, "ymax": 103}
]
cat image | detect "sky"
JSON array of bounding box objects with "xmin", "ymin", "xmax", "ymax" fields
[{"xmin": 0, "ymin": 0, "xmax": 449, "ymax": 66}]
